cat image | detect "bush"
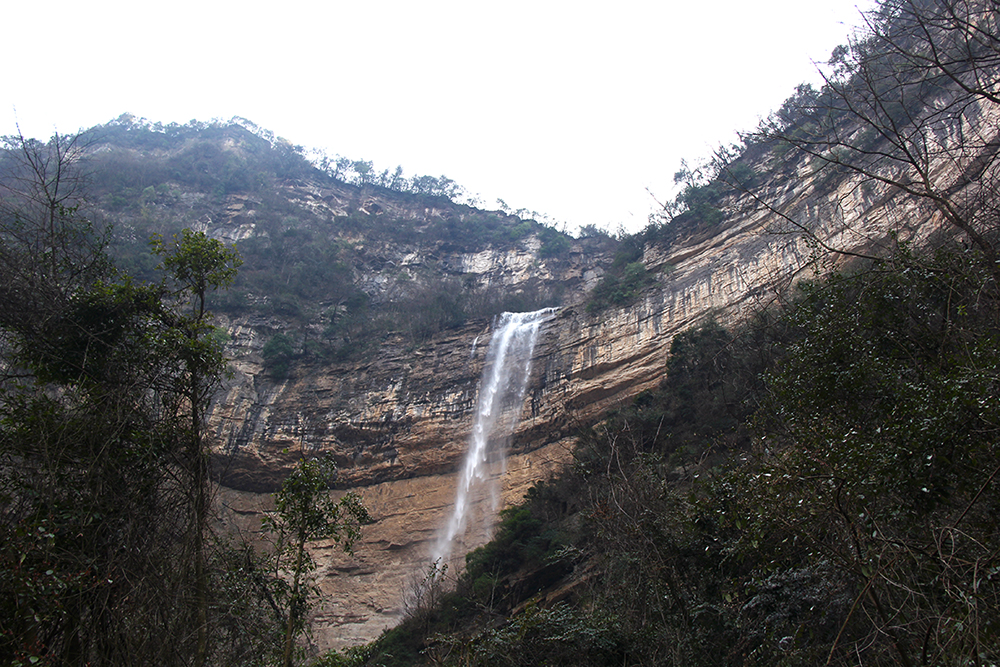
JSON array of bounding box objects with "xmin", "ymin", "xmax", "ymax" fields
[
  {"xmin": 538, "ymin": 228, "xmax": 571, "ymax": 258},
  {"xmin": 262, "ymin": 333, "xmax": 295, "ymax": 378},
  {"xmin": 586, "ymin": 261, "xmax": 655, "ymax": 313}
]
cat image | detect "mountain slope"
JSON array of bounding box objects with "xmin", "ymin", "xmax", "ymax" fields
[
  {"xmin": 324, "ymin": 1, "xmax": 1000, "ymax": 663},
  {"xmin": 14, "ymin": 7, "xmax": 1000, "ymax": 649}
]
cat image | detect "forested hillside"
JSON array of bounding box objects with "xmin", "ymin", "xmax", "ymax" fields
[{"xmin": 80, "ymin": 115, "xmax": 591, "ymax": 362}]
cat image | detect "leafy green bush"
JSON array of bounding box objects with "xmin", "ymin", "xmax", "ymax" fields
[
  {"xmin": 457, "ymin": 602, "xmax": 625, "ymax": 666},
  {"xmin": 586, "ymin": 261, "xmax": 655, "ymax": 313},
  {"xmin": 538, "ymin": 227, "xmax": 571, "ymax": 258},
  {"xmin": 463, "ymin": 506, "xmax": 550, "ymax": 583},
  {"xmin": 262, "ymin": 333, "xmax": 295, "ymax": 378}
]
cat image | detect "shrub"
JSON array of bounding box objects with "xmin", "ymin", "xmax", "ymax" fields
[
  {"xmin": 586, "ymin": 261, "xmax": 655, "ymax": 313},
  {"xmin": 262, "ymin": 333, "xmax": 295, "ymax": 378}
]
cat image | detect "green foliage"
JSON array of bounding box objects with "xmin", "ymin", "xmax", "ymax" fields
[
  {"xmin": 264, "ymin": 458, "xmax": 371, "ymax": 556},
  {"xmin": 263, "ymin": 456, "xmax": 372, "ymax": 667},
  {"xmin": 508, "ymin": 220, "xmax": 534, "ymax": 240},
  {"xmin": 0, "ymin": 128, "xmax": 277, "ymax": 667},
  {"xmin": 714, "ymin": 250, "xmax": 1000, "ymax": 665},
  {"xmin": 640, "ymin": 155, "xmax": 743, "ymax": 251},
  {"xmin": 230, "ymin": 218, "xmax": 355, "ymax": 321},
  {"xmin": 165, "ymin": 139, "xmax": 265, "ymax": 196},
  {"xmin": 151, "ymin": 228, "xmax": 242, "ymax": 310},
  {"xmin": 85, "ymin": 115, "xmax": 316, "ymax": 197},
  {"xmin": 718, "ymin": 160, "xmax": 757, "ymax": 191},
  {"xmin": 453, "ymin": 602, "xmax": 625, "ymax": 666},
  {"xmin": 463, "ymin": 505, "xmax": 557, "ymax": 585},
  {"xmin": 208, "ymin": 200, "xmax": 571, "ymax": 364},
  {"xmin": 576, "ymin": 223, "xmax": 612, "ymax": 239},
  {"xmin": 335, "ymin": 476, "xmax": 581, "ymax": 667},
  {"xmin": 674, "ymin": 181, "xmax": 726, "ymax": 228},
  {"xmin": 67, "ymin": 115, "xmax": 582, "ymax": 368},
  {"xmin": 263, "ymin": 333, "xmax": 296, "ymax": 379},
  {"xmin": 537, "ymin": 226, "xmax": 571, "ymax": 258},
  {"xmin": 373, "ymin": 244, "xmax": 1000, "ymax": 666},
  {"xmin": 311, "ymin": 643, "xmax": 389, "ymax": 667},
  {"xmin": 585, "ymin": 232, "xmax": 661, "ymax": 313},
  {"xmin": 586, "ymin": 260, "xmax": 656, "ymax": 313},
  {"xmin": 209, "ymin": 538, "xmax": 288, "ymax": 667}
]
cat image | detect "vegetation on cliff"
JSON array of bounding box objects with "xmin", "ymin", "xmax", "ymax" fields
[
  {"xmin": 0, "ymin": 133, "xmax": 370, "ymax": 666},
  {"xmin": 0, "ymin": 101, "xmax": 590, "ymax": 664},
  {"xmin": 327, "ymin": 0, "xmax": 1000, "ymax": 664},
  {"xmin": 333, "ymin": 239, "xmax": 1000, "ymax": 666},
  {"xmin": 76, "ymin": 114, "xmax": 584, "ymax": 365},
  {"xmin": 4, "ymin": 0, "xmax": 1000, "ymax": 664}
]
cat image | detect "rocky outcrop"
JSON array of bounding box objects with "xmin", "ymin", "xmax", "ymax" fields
[
  {"xmin": 212, "ymin": 150, "xmax": 947, "ymax": 485},
  {"xmin": 216, "ymin": 440, "xmax": 569, "ymax": 652}
]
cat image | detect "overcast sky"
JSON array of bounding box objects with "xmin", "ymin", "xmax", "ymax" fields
[{"xmin": 3, "ymin": 0, "xmax": 873, "ymax": 233}]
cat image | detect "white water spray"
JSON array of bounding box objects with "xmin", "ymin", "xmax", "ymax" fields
[{"xmin": 431, "ymin": 309, "xmax": 555, "ymax": 567}]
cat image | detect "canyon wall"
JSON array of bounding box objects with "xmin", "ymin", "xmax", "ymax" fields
[{"xmin": 207, "ymin": 154, "xmax": 949, "ymax": 651}]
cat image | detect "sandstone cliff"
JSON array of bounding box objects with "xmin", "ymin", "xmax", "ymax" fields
[
  {"xmin": 108, "ymin": 91, "xmax": 985, "ymax": 650},
  {"xmin": 207, "ymin": 154, "xmax": 955, "ymax": 650}
]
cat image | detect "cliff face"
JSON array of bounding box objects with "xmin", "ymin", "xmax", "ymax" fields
[
  {"xmin": 207, "ymin": 154, "xmax": 951, "ymax": 650},
  {"xmin": 207, "ymin": 233, "xmax": 612, "ymax": 494},
  {"xmin": 175, "ymin": 85, "xmax": 1000, "ymax": 649},
  {"xmin": 211, "ymin": 143, "xmax": 949, "ymax": 489}
]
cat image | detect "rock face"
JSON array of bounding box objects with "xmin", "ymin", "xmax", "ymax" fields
[
  {"xmin": 206, "ymin": 154, "xmax": 954, "ymax": 650},
  {"xmin": 203, "ymin": 89, "xmax": 1000, "ymax": 650},
  {"xmin": 217, "ymin": 441, "xmax": 569, "ymax": 651},
  {"xmin": 212, "ymin": 149, "xmax": 949, "ymax": 488}
]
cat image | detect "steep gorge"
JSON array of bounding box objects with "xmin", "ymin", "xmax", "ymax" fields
[{"xmin": 5, "ymin": 3, "xmax": 1000, "ymax": 661}]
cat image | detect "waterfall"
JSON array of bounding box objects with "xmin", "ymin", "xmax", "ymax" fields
[{"xmin": 431, "ymin": 308, "xmax": 555, "ymax": 567}]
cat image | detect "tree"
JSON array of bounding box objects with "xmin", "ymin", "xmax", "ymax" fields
[
  {"xmin": 387, "ymin": 165, "xmax": 406, "ymax": 191},
  {"xmin": 263, "ymin": 333, "xmax": 296, "ymax": 378},
  {"xmin": 262, "ymin": 456, "xmax": 370, "ymax": 667},
  {"xmin": 0, "ymin": 129, "xmax": 187, "ymax": 666},
  {"xmin": 0, "ymin": 129, "xmax": 250, "ymax": 666},
  {"xmin": 350, "ymin": 160, "xmax": 374, "ymax": 186},
  {"xmin": 719, "ymin": 247, "xmax": 1000, "ymax": 665},
  {"xmin": 0, "ymin": 128, "xmax": 107, "ymax": 345},
  {"xmin": 150, "ymin": 229, "xmax": 242, "ymax": 667},
  {"xmin": 757, "ymin": 0, "xmax": 1000, "ymax": 271}
]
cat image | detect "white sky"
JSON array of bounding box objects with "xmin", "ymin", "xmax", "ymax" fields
[{"xmin": 2, "ymin": 0, "xmax": 873, "ymax": 233}]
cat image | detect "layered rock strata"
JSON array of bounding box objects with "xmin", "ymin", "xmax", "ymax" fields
[{"xmin": 208, "ymin": 161, "xmax": 951, "ymax": 649}]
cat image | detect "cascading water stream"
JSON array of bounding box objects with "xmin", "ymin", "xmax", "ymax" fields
[{"xmin": 430, "ymin": 308, "xmax": 555, "ymax": 567}]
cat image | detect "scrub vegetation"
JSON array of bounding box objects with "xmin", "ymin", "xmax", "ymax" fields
[
  {"xmin": 324, "ymin": 0, "xmax": 1000, "ymax": 664},
  {"xmin": 0, "ymin": 132, "xmax": 369, "ymax": 667},
  {"xmin": 329, "ymin": 243, "xmax": 1000, "ymax": 667},
  {"xmin": 86, "ymin": 114, "xmax": 577, "ymax": 363}
]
